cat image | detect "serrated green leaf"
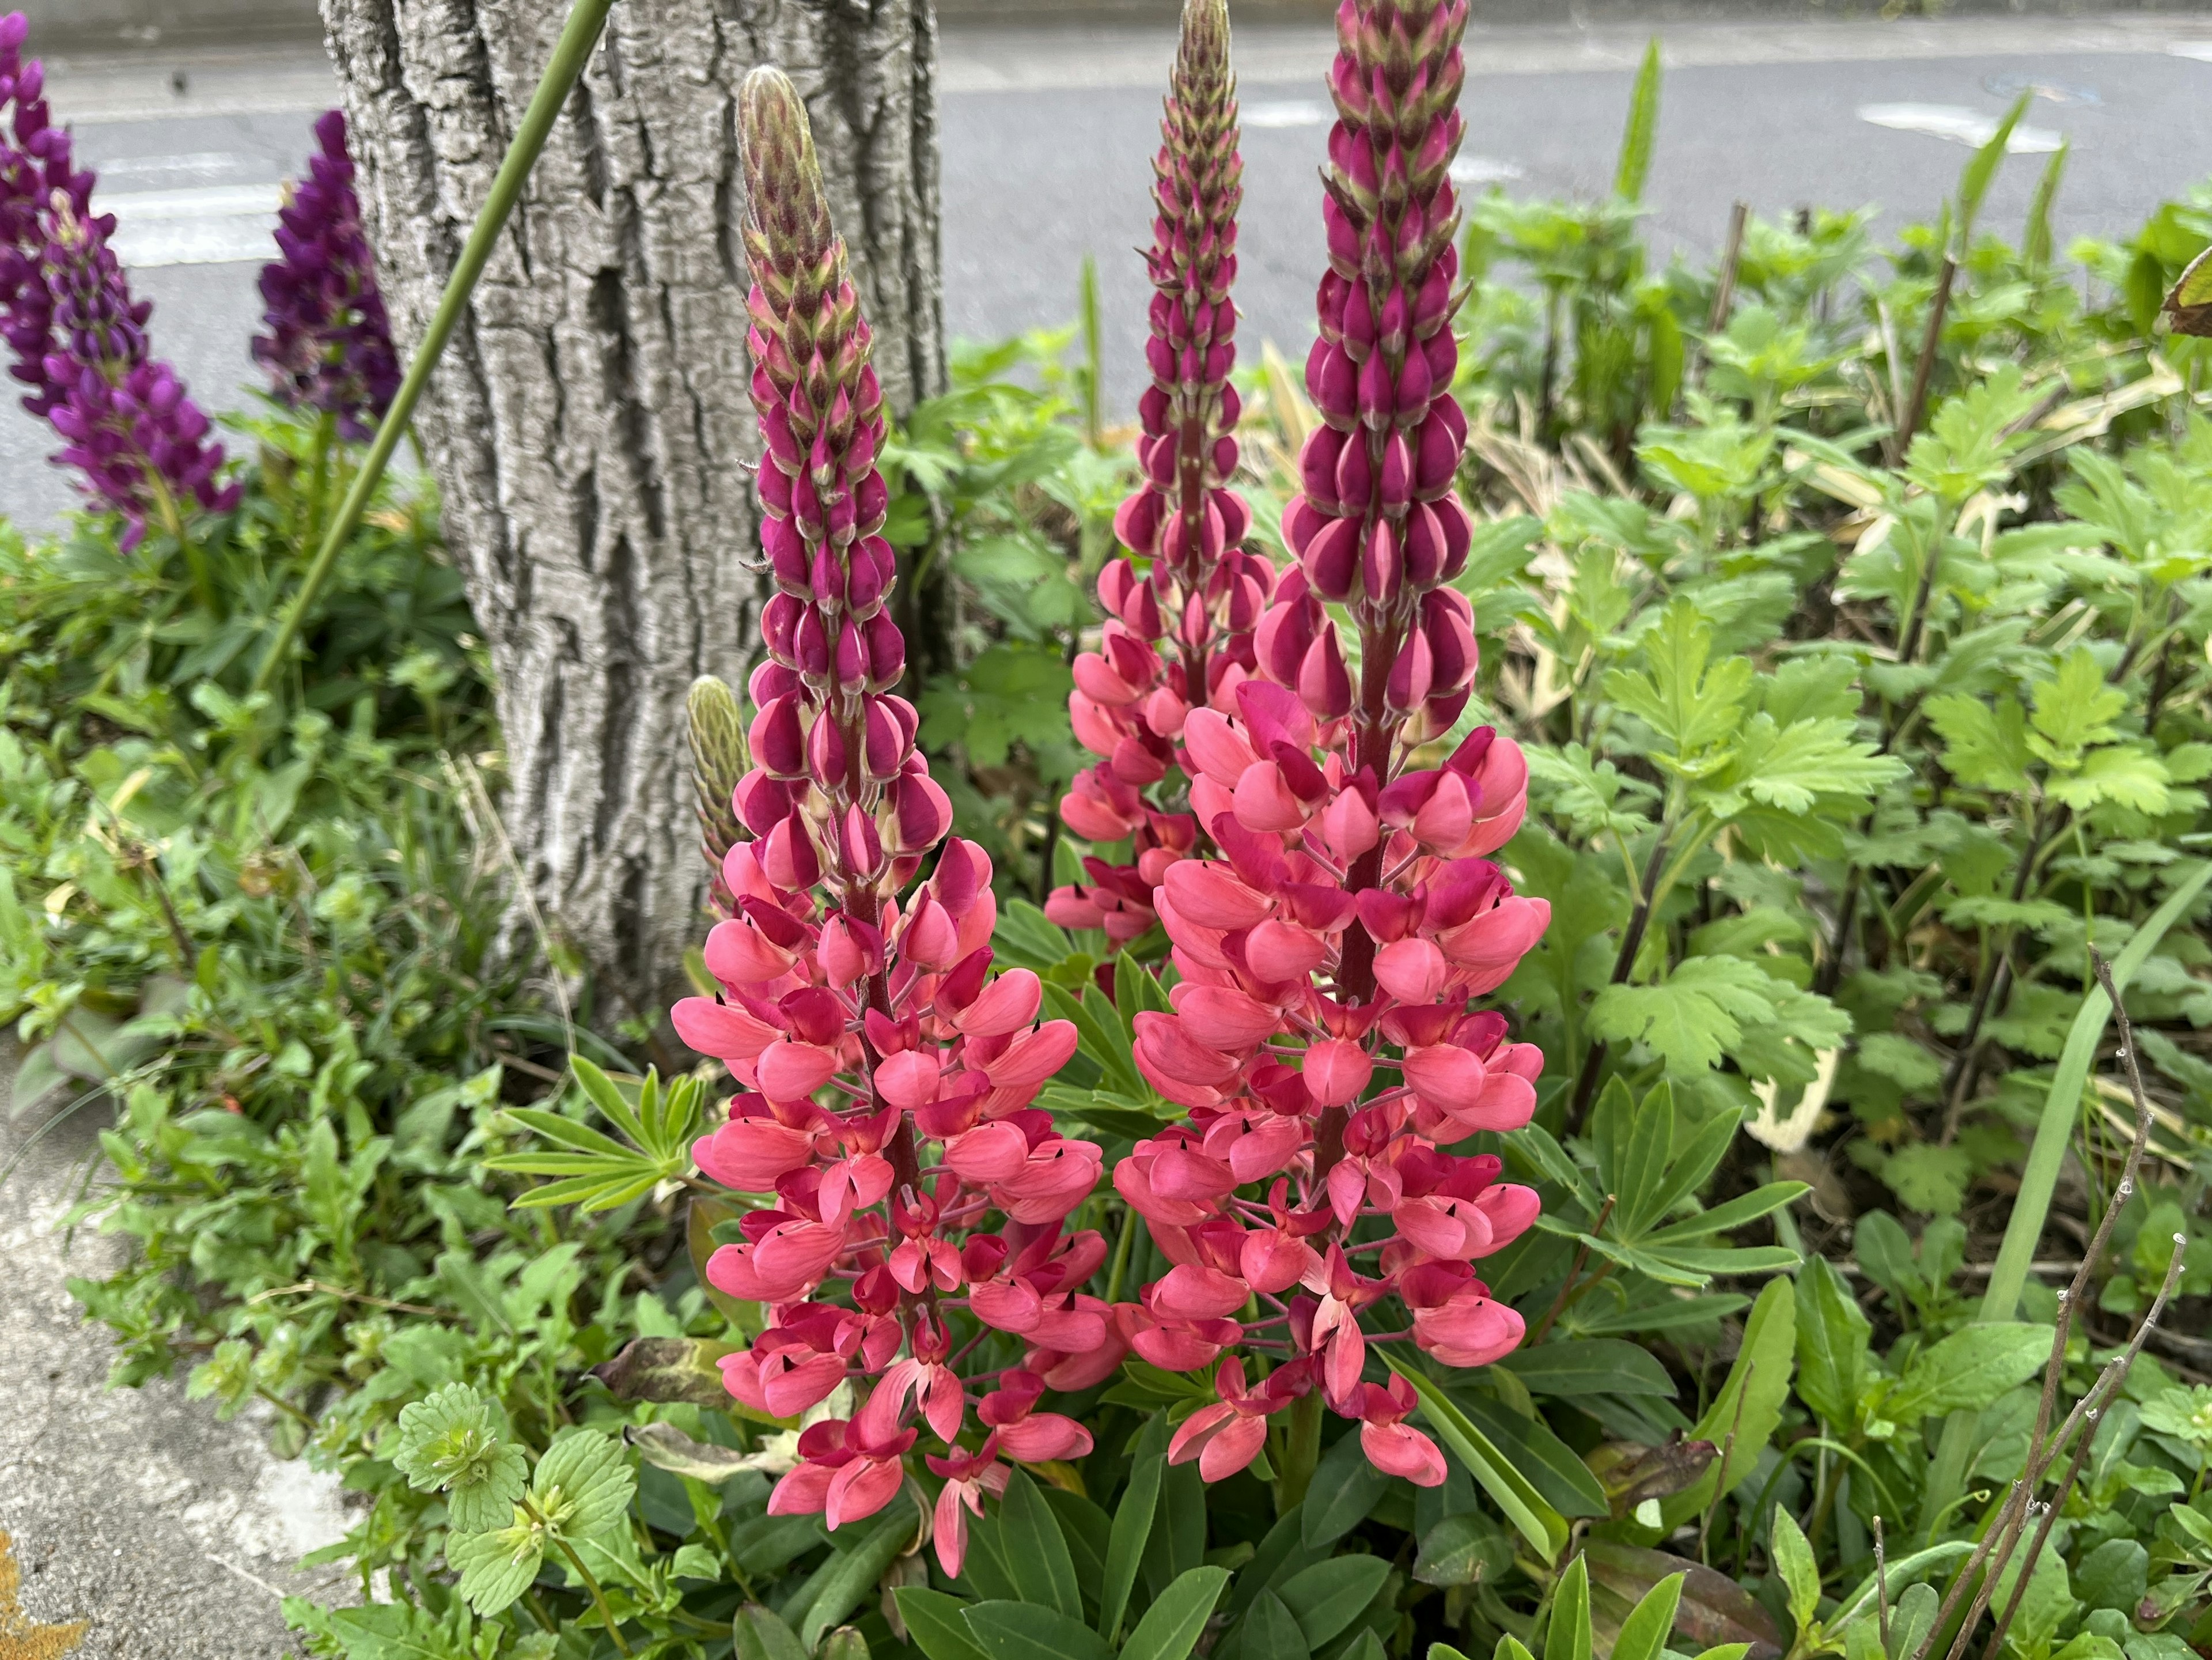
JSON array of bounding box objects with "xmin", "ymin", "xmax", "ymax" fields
[
  {"xmin": 1590, "ymin": 957, "xmax": 1778, "ymax": 1075},
  {"xmin": 1605, "ymin": 602, "xmax": 1753, "ymax": 761},
  {"xmin": 447, "ymin": 1522, "xmax": 543, "ymax": 1616},
  {"xmin": 1926, "ymin": 694, "xmax": 2032, "ymax": 794},
  {"xmin": 531, "ymin": 1428, "xmax": 634, "ymax": 1540}
]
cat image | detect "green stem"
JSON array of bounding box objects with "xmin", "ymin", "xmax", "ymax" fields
[
  {"xmin": 1278, "ymin": 1389, "xmax": 1324, "ymax": 1516},
  {"xmin": 248, "ymin": 0, "xmax": 619, "ymax": 698},
  {"xmin": 521, "ymin": 1499, "xmax": 633, "ymax": 1657}
]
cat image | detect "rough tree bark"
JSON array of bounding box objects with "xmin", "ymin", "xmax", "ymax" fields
[{"xmin": 319, "ymin": 0, "xmax": 944, "ymax": 1023}]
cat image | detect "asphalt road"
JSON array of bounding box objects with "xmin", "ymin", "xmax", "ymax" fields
[{"xmin": 3, "ymin": 14, "xmax": 2211, "ymax": 528}]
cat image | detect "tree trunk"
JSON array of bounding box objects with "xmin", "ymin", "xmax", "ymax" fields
[{"xmin": 319, "ymin": 0, "xmax": 944, "ymax": 1024}]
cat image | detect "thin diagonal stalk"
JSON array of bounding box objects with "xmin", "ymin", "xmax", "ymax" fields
[{"xmin": 249, "ymin": 0, "xmax": 620, "ymax": 697}]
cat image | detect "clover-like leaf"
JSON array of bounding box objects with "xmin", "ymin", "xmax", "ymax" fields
[
  {"xmin": 448, "ymin": 1519, "xmax": 545, "ymax": 1616},
  {"xmin": 391, "ymin": 1383, "xmax": 529, "ymax": 1533},
  {"xmin": 2139, "ymin": 1385, "xmax": 2212, "ymax": 1455},
  {"xmin": 530, "ymin": 1428, "xmax": 636, "ymax": 1541}
]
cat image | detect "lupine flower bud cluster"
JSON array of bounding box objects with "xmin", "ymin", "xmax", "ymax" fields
[
  {"xmin": 0, "ymin": 13, "xmax": 235, "ymax": 546},
  {"xmin": 1046, "ymin": 0, "xmax": 1271, "ymax": 948},
  {"xmin": 253, "ymin": 109, "xmax": 400, "ymax": 440},
  {"xmin": 675, "ymin": 70, "xmax": 1103, "ymax": 1580},
  {"xmin": 726, "ymin": 70, "xmax": 949, "ymax": 902},
  {"xmin": 1279, "ymin": 0, "xmax": 1482, "ymax": 755},
  {"xmin": 1098, "ymin": 0, "xmax": 1552, "ymax": 1489}
]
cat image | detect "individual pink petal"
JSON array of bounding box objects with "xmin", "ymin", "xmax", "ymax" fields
[
  {"xmin": 1181, "ymin": 708, "xmax": 1260, "ymax": 786},
  {"xmin": 1247, "ymin": 917, "xmax": 1326, "ymax": 981},
  {"xmin": 1402, "ymin": 1042, "xmax": 1488, "ymax": 1114},
  {"xmin": 756, "ymin": 1038, "xmax": 843, "ymax": 1101},
  {"xmin": 693, "ymin": 1118, "xmax": 816, "ymax": 1190},
  {"xmin": 980, "ymin": 1020, "xmax": 1079, "ymax": 1090},
  {"xmin": 672, "ymin": 997, "xmax": 779, "ymax": 1061},
  {"xmin": 1471, "ymin": 1182, "xmax": 1542, "ymax": 1253},
  {"xmin": 767, "ymin": 1459, "xmax": 836, "ymax": 1516},
  {"xmin": 994, "ymin": 1412, "xmax": 1094, "ymax": 1462},
  {"xmin": 1196, "ymin": 1413, "xmax": 1270, "ymax": 1482},
  {"xmin": 1373, "ymin": 937, "xmax": 1449, "ymax": 1004},
  {"xmin": 1303, "ymin": 1038, "xmax": 1373, "ymax": 1107},
  {"xmin": 942, "ymin": 1121, "xmax": 1030, "ymax": 1183},
  {"xmin": 876, "ymin": 1048, "xmax": 942, "ymax": 1112},
  {"xmin": 1160, "ymin": 861, "xmax": 1273, "ymax": 930},
  {"xmin": 824, "ymin": 1454, "xmax": 904, "ymax": 1530},
  {"xmin": 1168, "ymin": 984, "xmax": 1281, "ymax": 1048},
  {"xmin": 1361, "ymin": 1421, "xmax": 1446, "ymax": 1487},
  {"xmin": 1153, "ymin": 1262, "xmax": 1251, "ymax": 1321},
  {"xmin": 956, "ymin": 969, "xmax": 1044, "ymax": 1038}
]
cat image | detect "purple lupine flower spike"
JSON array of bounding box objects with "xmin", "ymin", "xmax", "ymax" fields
[
  {"xmin": 0, "ymin": 9, "xmax": 236, "ymax": 546},
  {"xmin": 253, "ymin": 109, "xmax": 399, "ymax": 438}
]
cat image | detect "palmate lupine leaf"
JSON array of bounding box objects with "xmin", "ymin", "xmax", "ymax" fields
[{"xmin": 484, "ymin": 1057, "xmax": 704, "ymax": 1211}]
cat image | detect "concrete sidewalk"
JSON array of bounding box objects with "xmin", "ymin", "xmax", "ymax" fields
[{"xmin": 0, "ymin": 1052, "xmax": 355, "ymax": 1659}]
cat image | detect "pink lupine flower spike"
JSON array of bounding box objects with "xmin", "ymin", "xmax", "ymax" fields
[{"xmin": 673, "ymin": 69, "xmax": 1102, "ymax": 1580}]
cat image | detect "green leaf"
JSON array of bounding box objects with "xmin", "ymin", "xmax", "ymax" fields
[
  {"xmin": 1664, "ymin": 1277, "xmax": 1796, "ymax": 1526},
  {"xmin": 1120, "ymin": 1566, "xmax": 1229, "ymax": 1660},
  {"xmin": 1236, "ymin": 1593, "xmax": 1310, "ymax": 1660},
  {"xmin": 567, "ymin": 1055, "xmax": 649, "ymax": 1146},
  {"xmin": 2028, "ymin": 649, "xmax": 2126, "ymax": 762},
  {"xmin": 1926, "ymin": 694, "xmax": 2032, "ymax": 794},
  {"xmin": 446, "ymin": 1522, "xmax": 543, "ymax": 1617},
  {"xmin": 1450, "ymin": 1389, "xmax": 1611, "ymax": 1518},
  {"xmin": 1794, "ymin": 1256, "xmax": 1871, "ymax": 1431},
  {"xmin": 391, "ymin": 1382, "xmax": 526, "ymax": 1533},
  {"xmin": 1590, "ymin": 957, "xmax": 1779, "ymax": 1075},
  {"xmin": 1725, "ymin": 714, "xmax": 1906, "ymax": 816},
  {"xmin": 1302, "ymin": 1428, "xmax": 1392, "ymax": 1547},
  {"xmin": 1276, "ymin": 1556, "xmax": 1391, "ymax": 1651},
  {"xmin": 1385, "ymin": 1355, "xmax": 1567, "ymax": 1564},
  {"xmin": 1770, "ymin": 1510, "xmax": 1820, "ymax": 1628},
  {"xmin": 1886, "ymin": 1323, "xmax": 2050, "ymax": 1422},
  {"xmin": 2046, "ymin": 745, "xmax": 2171, "ymax": 814},
  {"xmin": 1100, "ymin": 1413, "xmax": 1165, "ymax": 1639},
  {"xmin": 1984, "ymin": 861, "xmax": 2212, "ymax": 1319},
  {"xmin": 1604, "ymin": 602, "xmax": 1752, "ymax": 762},
  {"xmin": 1611, "ymin": 1572, "xmax": 1687, "ymax": 1660},
  {"xmin": 998, "ymin": 1469, "xmax": 1083, "ymax": 1621},
  {"xmin": 961, "ymin": 1601, "xmax": 1115, "ymax": 1660},
  {"xmin": 800, "ymin": 1504, "xmax": 920, "ymax": 1650},
  {"xmin": 530, "ymin": 1429, "xmax": 634, "ymax": 1541},
  {"xmin": 1613, "ymin": 37, "xmax": 1662, "ymax": 202},
  {"xmin": 1643, "ymin": 1182, "xmax": 1810, "ymax": 1247},
  {"xmin": 732, "ymin": 1604, "xmax": 812, "ymax": 1660},
  {"xmin": 1543, "ymin": 1555, "xmax": 1593, "ymax": 1660},
  {"xmin": 895, "ymin": 1589, "xmax": 991, "ymax": 1660},
  {"xmin": 1414, "ymin": 1513, "xmax": 1512, "ymax": 1588},
  {"xmin": 1956, "ymin": 93, "xmax": 2029, "ymax": 241},
  {"xmin": 1496, "ymin": 1340, "xmax": 1676, "ymax": 1398}
]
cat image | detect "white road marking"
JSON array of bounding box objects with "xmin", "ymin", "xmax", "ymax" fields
[
  {"xmin": 94, "ymin": 182, "xmax": 282, "ymax": 269},
  {"xmin": 2169, "ymin": 41, "xmax": 2212, "ymax": 62},
  {"xmin": 1243, "ymin": 100, "xmax": 1327, "ymax": 128},
  {"xmin": 1855, "ymin": 103, "xmax": 2066, "ymax": 152},
  {"xmin": 1450, "ymin": 156, "xmax": 1526, "ymax": 187}
]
